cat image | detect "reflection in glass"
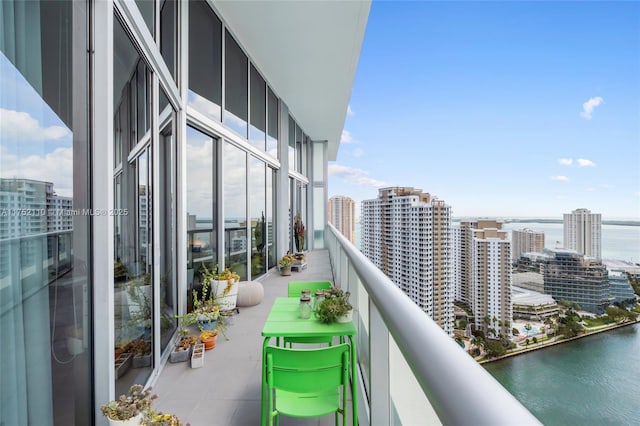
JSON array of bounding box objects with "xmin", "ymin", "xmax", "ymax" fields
[
  {"xmin": 160, "ymin": 0, "xmax": 177, "ymax": 80},
  {"xmin": 250, "ymin": 157, "xmax": 266, "ymax": 277},
  {"xmin": 224, "ymin": 30, "xmax": 248, "ymax": 137},
  {"xmin": 186, "ymin": 126, "xmax": 217, "ymax": 308},
  {"xmin": 249, "ymin": 64, "xmax": 266, "ymax": 151},
  {"xmin": 188, "ymin": 0, "xmax": 222, "ymax": 122},
  {"xmin": 0, "ymin": 1, "xmax": 91, "ymax": 424},
  {"xmin": 224, "ymin": 142, "xmax": 247, "ymax": 280},
  {"xmin": 159, "ymin": 121, "xmax": 177, "ymax": 351},
  {"xmin": 267, "ymin": 88, "xmax": 279, "ymax": 158},
  {"xmin": 113, "ymin": 17, "xmax": 154, "ymax": 394},
  {"xmin": 135, "ymin": 0, "xmax": 155, "ymax": 36},
  {"xmin": 267, "ymin": 168, "xmax": 276, "ymax": 268},
  {"xmin": 288, "ymin": 116, "xmax": 296, "ymax": 169}
]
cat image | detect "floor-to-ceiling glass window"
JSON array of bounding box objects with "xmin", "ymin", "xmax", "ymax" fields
[
  {"xmin": 0, "ymin": 1, "xmax": 91, "ymax": 424},
  {"xmin": 113, "ymin": 16, "xmax": 154, "ymax": 394},
  {"xmin": 224, "ymin": 142, "xmax": 247, "ymax": 279},
  {"xmin": 267, "ymin": 167, "xmax": 276, "ymax": 269},
  {"xmin": 249, "ymin": 157, "xmax": 266, "ymax": 277},
  {"xmin": 159, "ymin": 107, "xmax": 177, "ymax": 351},
  {"xmin": 160, "ymin": 0, "xmax": 177, "ymax": 81},
  {"xmin": 188, "ymin": 0, "xmax": 222, "ymax": 122},
  {"xmin": 224, "ymin": 30, "xmax": 248, "ymax": 137},
  {"xmin": 186, "ymin": 126, "xmax": 217, "ymax": 307},
  {"xmin": 288, "ymin": 116, "xmax": 296, "ymax": 169}
]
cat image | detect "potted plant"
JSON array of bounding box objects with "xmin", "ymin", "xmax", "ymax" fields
[
  {"xmin": 127, "ymin": 339, "xmax": 152, "ymax": 368},
  {"xmin": 100, "ymin": 384, "xmax": 157, "ymax": 426},
  {"xmin": 170, "ymin": 333, "xmax": 198, "ymax": 363},
  {"xmin": 200, "ymin": 329, "xmax": 218, "ymax": 350},
  {"xmin": 315, "ymin": 286, "xmax": 353, "ymax": 324},
  {"xmin": 200, "ymin": 263, "xmax": 240, "ymax": 312},
  {"xmin": 142, "ymin": 411, "xmax": 188, "ymax": 426},
  {"xmin": 190, "ymin": 276, "xmax": 221, "ymax": 330},
  {"xmin": 294, "ymin": 213, "xmax": 305, "ymax": 254},
  {"xmin": 279, "ymin": 253, "xmax": 293, "ymax": 276}
]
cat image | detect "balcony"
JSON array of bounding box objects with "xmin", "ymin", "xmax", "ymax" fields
[{"xmin": 151, "ymin": 225, "xmax": 540, "ymax": 425}]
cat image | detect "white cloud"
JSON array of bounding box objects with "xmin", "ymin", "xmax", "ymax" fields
[
  {"xmin": 0, "ymin": 145, "xmax": 73, "ymax": 196},
  {"xmin": 340, "ymin": 130, "xmax": 353, "ymax": 144},
  {"xmin": 0, "ymin": 108, "xmax": 69, "ymax": 141},
  {"xmin": 329, "ymin": 164, "xmax": 386, "ymax": 188},
  {"xmin": 353, "ymin": 148, "xmax": 364, "ymax": 158},
  {"xmin": 551, "ymin": 175, "xmax": 569, "ymax": 182},
  {"xmin": 577, "ymin": 158, "xmax": 596, "ymax": 167},
  {"xmin": 580, "ymin": 96, "xmax": 604, "ymax": 120},
  {"xmin": 558, "ymin": 158, "xmax": 573, "ymax": 166},
  {"xmin": 347, "ymin": 105, "xmax": 354, "ymax": 116}
]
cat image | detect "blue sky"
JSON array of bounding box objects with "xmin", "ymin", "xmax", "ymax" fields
[{"xmin": 329, "ymin": 1, "xmax": 640, "ymax": 220}]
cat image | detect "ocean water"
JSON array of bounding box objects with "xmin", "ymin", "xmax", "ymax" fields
[
  {"xmin": 484, "ymin": 324, "xmax": 640, "ymax": 426},
  {"xmin": 502, "ymin": 222, "xmax": 640, "ymax": 263}
]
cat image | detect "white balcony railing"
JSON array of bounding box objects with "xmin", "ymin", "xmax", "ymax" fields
[{"xmin": 325, "ymin": 224, "xmax": 541, "ymax": 426}]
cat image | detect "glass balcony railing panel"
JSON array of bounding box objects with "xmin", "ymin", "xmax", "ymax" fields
[
  {"xmin": 356, "ymin": 277, "xmax": 371, "ymax": 394},
  {"xmin": 389, "ymin": 335, "xmax": 442, "ymax": 425}
]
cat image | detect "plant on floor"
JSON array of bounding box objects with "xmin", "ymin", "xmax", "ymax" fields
[
  {"xmin": 279, "ymin": 253, "xmax": 294, "ymax": 268},
  {"xmin": 315, "ymin": 286, "xmax": 353, "ymax": 324},
  {"xmin": 200, "ymin": 262, "xmax": 240, "ymax": 295},
  {"xmin": 142, "ymin": 411, "xmax": 189, "ymax": 426},
  {"xmin": 294, "ymin": 213, "xmax": 305, "ymax": 252},
  {"xmin": 100, "ymin": 384, "xmax": 157, "ymax": 421}
]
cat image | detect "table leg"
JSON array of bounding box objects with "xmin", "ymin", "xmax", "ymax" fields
[
  {"xmin": 261, "ymin": 337, "xmax": 269, "ymax": 426},
  {"xmin": 349, "ymin": 335, "xmax": 358, "ymax": 425}
]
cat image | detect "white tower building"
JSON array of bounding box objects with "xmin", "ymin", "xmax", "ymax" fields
[{"xmin": 563, "ymin": 208, "xmax": 602, "ymax": 259}]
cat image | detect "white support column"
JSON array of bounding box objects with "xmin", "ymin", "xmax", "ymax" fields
[{"xmin": 92, "ymin": 1, "xmax": 115, "ymax": 423}]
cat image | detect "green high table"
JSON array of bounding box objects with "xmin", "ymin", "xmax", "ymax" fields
[{"xmin": 261, "ymin": 297, "xmax": 358, "ymax": 426}]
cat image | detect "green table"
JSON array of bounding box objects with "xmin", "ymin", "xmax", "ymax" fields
[{"xmin": 261, "ymin": 297, "xmax": 358, "ymax": 425}]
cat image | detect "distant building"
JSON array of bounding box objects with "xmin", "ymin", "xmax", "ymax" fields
[
  {"xmin": 361, "ymin": 187, "xmax": 454, "ymax": 335},
  {"xmin": 455, "ymin": 219, "xmax": 512, "ymax": 337},
  {"xmin": 563, "ymin": 208, "xmax": 602, "ymax": 259},
  {"xmin": 513, "ymin": 271, "xmax": 545, "ymax": 293},
  {"xmin": 328, "ymin": 195, "xmax": 355, "ymax": 244},
  {"xmin": 603, "ymin": 260, "xmax": 637, "ymax": 305},
  {"xmin": 512, "ymin": 286, "xmax": 558, "ymax": 320},
  {"xmin": 511, "ymin": 228, "xmax": 544, "ymax": 262},
  {"xmin": 514, "ymin": 251, "xmax": 548, "ymax": 273},
  {"xmin": 543, "ymin": 248, "xmax": 608, "ymax": 314}
]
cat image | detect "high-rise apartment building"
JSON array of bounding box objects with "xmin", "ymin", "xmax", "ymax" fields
[
  {"xmin": 328, "ymin": 195, "xmax": 356, "ymax": 244},
  {"xmin": 454, "ymin": 220, "xmax": 512, "ymax": 337},
  {"xmin": 543, "ymin": 249, "xmax": 609, "ymax": 313},
  {"xmin": 563, "ymin": 208, "xmax": 602, "ymax": 259},
  {"xmin": 511, "ymin": 228, "xmax": 545, "ymax": 262},
  {"xmin": 361, "ymin": 187, "xmax": 454, "ymax": 335}
]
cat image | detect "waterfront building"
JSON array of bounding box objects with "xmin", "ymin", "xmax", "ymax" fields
[
  {"xmin": 328, "ymin": 195, "xmax": 356, "ymax": 244},
  {"xmin": 361, "ymin": 187, "xmax": 454, "ymax": 335},
  {"xmin": 512, "ymin": 286, "xmax": 558, "ymax": 320},
  {"xmin": 603, "ymin": 260, "xmax": 637, "ymax": 305},
  {"xmin": 543, "ymin": 249, "xmax": 609, "ymax": 313},
  {"xmin": 563, "ymin": 208, "xmax": 602, "ymax": 259},
  {"xmin": 511, "ymin": 228, "xmax": 544, "ymax": 262},
  {"xmin": 455, "ymin": 219, "xmax": 513, "ymax": 337},
  {"xmin": 513, "ymin": 271, "xmax": 545, "ymax": 293},
  {"xmin": 514, "ymin": 251, "xmax": 548, "ymax": 273},
  {"xmin": 0, "ymin": 1, "xmax": 369, "ymax": 423}
]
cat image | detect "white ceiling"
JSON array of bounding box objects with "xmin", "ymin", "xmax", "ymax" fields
[{"xmin": 213, "ymin": 0, "xmax": 371, "ymax": 161}]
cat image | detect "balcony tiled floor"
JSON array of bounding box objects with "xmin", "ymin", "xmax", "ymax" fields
[{"xmin": 152, "ymin": 249, "xmax": 351, "ymax": 426}]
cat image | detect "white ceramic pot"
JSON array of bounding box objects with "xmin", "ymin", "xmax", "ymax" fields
[
  {"xmin": 212, "ymin": 279, "xmax": 239, "ymax": 311},
  {"xmin": 337, "ymin": 310, "xmax": 353, "ymax": 323},
  {"xmin": 107, "ymin": 412, "xmax": 143, "ymax": 426}
]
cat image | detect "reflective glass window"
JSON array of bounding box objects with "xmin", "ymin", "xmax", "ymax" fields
[
  {"xmin": 188, "ymin": 0, "xmax": 222, "ymax": 121},
  {"xmin": 249, "ymin": 157, "xmax": 266, "ymax": 277},
  {"xmin": 266, "ymin": 88, "xmax": 278, "ymax": 158},
  {"xmin": 224, "ymin": 30, "xmax": 248, "ymax": 137},
  {"xmin": 160, "ymin": 0, "xmax": 177, "ymax": 80},
  {"xmin": 249, "ymin": 64, "xmax": 266, "ymax": 151},
  {"xmin": 224, "ymin": 142, "xmax": 247, "ymax": 280}
]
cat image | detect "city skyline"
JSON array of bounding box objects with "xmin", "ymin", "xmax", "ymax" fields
[{"xmin": 329, "ymin": 1, "xmax": 640, "ymax": 220}]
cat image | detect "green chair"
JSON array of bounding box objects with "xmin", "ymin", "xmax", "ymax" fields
[
  {"xmin": 287, "ymin": 280, "xmax": 332, "ymax": 298},
  {"xmin": 286, "ymin": 280, "xmax": 334, "ymax": 347},
  {"xmin": 265, "ymin": 343, "xmax": 350, "ymax": 426}
]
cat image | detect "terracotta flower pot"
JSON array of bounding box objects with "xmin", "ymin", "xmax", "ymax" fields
[{"xmin": 201, "ymin": 333, "xmax": 218, "ymax": 350}]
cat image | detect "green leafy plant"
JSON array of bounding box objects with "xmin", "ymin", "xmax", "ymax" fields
[
  {"xmin": 279, "ymin": 253, "xmax": 294, "ymax": 268},
  {"xmin": 143, "ymin": 411, "xmax": 189, "ymax": 426},
  {"xmin": 100, "ymin": 384, "xmax": 157, "ymax": 421},
  {"xmin": 315, "ymin": 286, "xmax": 352, "ymax": 324}
]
